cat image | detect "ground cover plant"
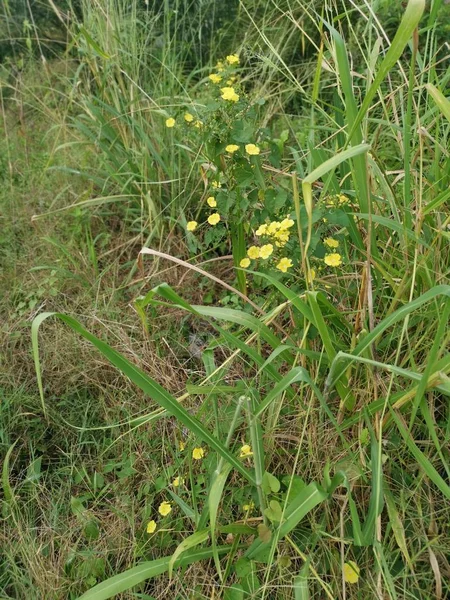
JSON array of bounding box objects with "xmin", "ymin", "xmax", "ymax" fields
[{"xmin": 1, "ymin": 0, "xmax": 450, "ymax": 598}]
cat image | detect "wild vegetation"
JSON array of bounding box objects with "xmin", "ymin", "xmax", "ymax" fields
[{"xmin": 1, "ymin": 1, "xmax": 449, "ymax": 599}]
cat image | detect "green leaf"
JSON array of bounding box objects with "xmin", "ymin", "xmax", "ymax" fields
[
  {"xmin": 264, "ymin": 500, "xmax": 283, "ymax": 523},
  {"xmin": 168, "ymin": 529, "xmax": 210, "ymax": 578},
  {"xmin": 262, "ymin": 471, "xmax": 281, "ymax": 494}
]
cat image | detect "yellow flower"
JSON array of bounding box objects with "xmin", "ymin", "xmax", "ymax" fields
[
  {"xmin": 267, "ymin": 221, "xmax": 281, "ymax": 235},
  {"xmin": 179, "ymin": 440, "xmax": 185, "ymax": 451},
  {"xmin": 194, "ymin": 120, "xmax": 204, "ymax": 128},
  {"xmin": 184, "ymin": 112, "xmax": 194, "ymax": 122},
  {"xmin": 186, "ymin": 221, "xmax": 197, "ymax": 232},
  {"xmin": 216, "ymin": 60, "xmax": 224, "ymax": 69},
  {"xmin": 324, "ymin": 253, "xmax": 342, "ymax": 267},
  {"xmin": 209, "ymin": 73, "xmax": 222, "ymax": 84},
  {"xmin": 212, "ymin": 180, "xmax": 221, "ymax": 188},
  {"xmin": 280, "ymin": 218, "xmax": 294, "ymax": 229},
  {"xmin": 158, "ymin": 501, "xmax": 172, "ymax": 517},
  {"xmin": 247, "ymin": 246, "xmax": 260, "ymax": 259},
  {"xmin": 259, "ymin": 244, "xmax": 273, "ymax": 259},
  {"xmin": 240, "ymin": 258, "xmax": 251, "ymax": 268},
  {"xmin": 239, "ymin": 444, "xmax": 253, "ymax": 458},
  {"xmin": 146, "ymin": 520, "xmax": 157, "ymax": 534},
  {"xmin": 226, "ymin": 54, "xmax": 240, "ymax": 65},
  {"xmin": 343, "ymin": 561, "xmax": 360, "ymax": 584},
  {"xmin": 243, "ymin": 500, "xmax": 255, "ymax": 512},
  {"xmin": 192, "ymin": 447, "xmax": 205, "ymax": 460},
  {"xmin": 255, "ymin": 224, "xmax": 268, "ymax": 236},
  {"xmin": 306, "ymin": 268, "xmax": 316, "ymax": 284},
  {"xmin": 245, "ymin": 143, "xmax": 260, "ymax": 156},
  {"xmin": 324, "ymin": 237, "xmax": 339, "ymax": 248},
  {"xmin": 276, "ymin": 257, "xmax": 293, "ymax": 273},
  {"xmin": 165, "ymin": 117, "xmax": 175, "ymax": 128},
  {"xmin": 208, "ymin": 213, "xmax": 221, "ymax": 226},
  {"xmin": 172, "ymin": 476, "xmax": 183, "ymax": 487},
  {"xmin": 339, "ymin": 194, "xmax": 349, "ymax": 205},
  {"xmin": 207, "ymin": 196, "xmax": 217, "ymax": 207},
  {"xmin": 220, "ymin": 86, "xmax": 239, "ymax": 102},
  {"xmin": 225, "ymin": 144, "xmax": 239, "ymax": 153}
]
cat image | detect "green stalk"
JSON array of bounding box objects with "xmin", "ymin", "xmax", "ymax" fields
[{"xmin": 245, "ymin": 395, "xmax": 267, "ymax": 523}]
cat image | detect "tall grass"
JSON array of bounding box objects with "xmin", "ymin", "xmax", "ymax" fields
[{"xmin": 2, "ymin": 0, "xmax": 450, "ymax": 598}]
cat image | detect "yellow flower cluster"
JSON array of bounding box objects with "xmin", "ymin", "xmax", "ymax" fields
[
  {"xmin": 255, "ymin": 217, "xmax": 294, "ymax": 248},
  {"xmin": 324, "ymin": 193, "xmax": 350, "ymax": 208},
  {"xmin": 226, "ymin": 54, "xmax": 240, "ymax": 65}
]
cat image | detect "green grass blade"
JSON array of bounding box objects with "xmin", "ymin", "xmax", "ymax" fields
[
  {"xmin": 168, "ymin": 529, "xmax": 210, "ymax": 579},
  {"xmin": 31, "ymin": 312, "xmax": 255, "ymax": 485},
  {"xmin": 77, "ymin": 545, "xmax": 233, "ymax": 600},
  {"xmin": 349, "ymin": 0, "xmax": 426, "ymax": 139},
  {"xmin": 426, "ymin": 83, "xmax": 450, "ymax": 122}
]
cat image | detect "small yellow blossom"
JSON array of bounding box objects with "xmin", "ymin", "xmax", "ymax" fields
[
  {"xmin": 165, "ymin": 117, "xmax": 175, "ymax": 128},
  {"xmin": 280, "ymin": 218, "xmax": 295, "ymax": 229},
  {"xmin": 209, "ymin": 73, "xmax": 222, "ymax": 84},
  {"xmin": 208, "ymin": 213, "xmax": 221, "ymax": 226},
  {"xmin": 146, "ymin": 520, "xmax": 157, "ymax": 534},
  {"xmin": 276, "ymin": 257, "xmax": 293, "ymax": 273},
  {"xmin": 339, "ymin": 194, "xmax": 349, "ymax": 205},
  {"xmin": 324, "ymin": 253, "xmax": 342, "ymax": 267},
  {"xmin": 207, "ymin": 196, "xmax": 217, "ymax": 207},
  {"xmin": 255, "ymin": 224, "xmax": 268, "ymax": 236},
  {"xmin": 225, "ymin": 144, "xmax": 239, "ymax": 153},
  {"xmin": 324, "ymin": 237, "xmax": 339, "ymax": 248},
  {"xmin": 158, "ymin": 501, "xmax": 172, "ymax": 517},
  {"xmin": 259, "ymin": 244, "xmax": 274, "ymax": 259},
  {"xmin": 247, "ymin": 246, "xmax": 261, "ymax": 259},
  {"xmin": 184, "ymin": 113, "xmax": 194, "ymax": 123},
  {"xmin": 245, "ymin": 143, "xmax": 260, "ymax": 156},
  {"xmin": 239, "ymin": 444, "xmax": 253, "ymax": 458},
  {"xmin": 243, "ymin": 500, "xmax": 255, "ymax": 512},
  {"xmin": 343, "ymin": 561, "xmax": 360, "ymax": 584},
  {"xmin": 186, "ymin": 221, "xmax": 197, "ymax": 232},
  {"xmin": 194, "ymin": 120, "xmax": 204, "ymax": 128},
  {"xmin": 267, "ymin": 221, "xmax": 281, "ymax": 235},
  {"xmin": 221, "ymin": 86, "xmax": 239, "ymax": 102},
  {"xmin": 226, "ymin": 54, "xmax": 240, "ymax": 65},
  {"xmin": 192, "ymin": 447, "xmax": 205, "ymax": 460},
  {"xmin": 216, "ymin": 61, "xmax": 224, "ymax": 69},
  {"xmin": 240, "ymin": 258, "xmax": 251, "ymax": 268},
  {"xmin": 212, "ymin": 180, "xmax": 221, "ymax": 188},
  {"xmin": 179, "ymin": 440, "xmax": 185, "ymax": 451},
  {"xmin": 172, "ymin": 476, "xmax": 183, "ymax": 487}
]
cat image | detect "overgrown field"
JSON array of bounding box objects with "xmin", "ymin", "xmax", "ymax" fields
[{"xmin": 1, "ymin": 1, "xmax": 449, "ymax": 599}]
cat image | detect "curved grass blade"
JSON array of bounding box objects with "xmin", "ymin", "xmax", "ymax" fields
[
  {"xmin": 77, "ymin": 545, "xmax": 233, "ymax": 600},
  {"xmin": 168, "ymin": 529, "xmax": 210, "ymax": 579},
  {"xmin": 32, "ymin": 312, "xmax": 255, "ymax": 485}
]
